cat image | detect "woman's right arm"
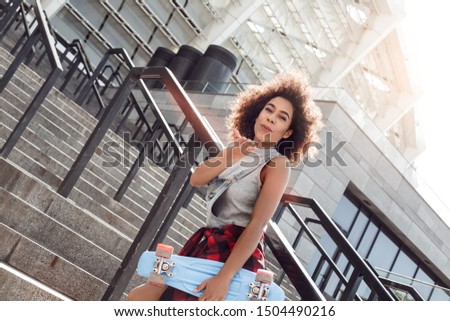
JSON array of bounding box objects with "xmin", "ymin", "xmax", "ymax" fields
[
  {"xmin": 190, "ymin": 130, "xmax": 255, "ymax": 187},
  {"xmin": 189, "ymin": 148, "xmax": 233, "ymax": 187}
]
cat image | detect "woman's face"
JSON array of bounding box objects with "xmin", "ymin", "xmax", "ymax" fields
[{"xmin": 253, "ymin": 96, "xmax": 294, "ymax": 144}]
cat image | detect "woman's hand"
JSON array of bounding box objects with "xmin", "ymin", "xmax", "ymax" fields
[
  {"xmin": 230, "ymin": 128, "xmax": 257, "ymax": 158},
  {"xmin": 189, "ymin": 129, "xmax": 256, "ymax": 187},
  {"xmin": 194, "ymin": 274, "xmax": 232, "ymax": 301}
]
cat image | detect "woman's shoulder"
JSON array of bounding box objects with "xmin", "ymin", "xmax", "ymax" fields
[
  {"xmin": 268, "ymin": 154, "xmax": 291, "ymax": 167},
  {"xmin": 260, "ymin": 155, "xmax": 291, "ymax": 184}
]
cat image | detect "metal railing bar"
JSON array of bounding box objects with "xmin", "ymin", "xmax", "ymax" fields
[
  {"xmin": 33, "ymin": 1, "xmax": 60, "ymax": 70},
  {"xmin": 281, "ymin": 194, "xmax": 394, "ymax": 300},
  {"xmin": 284, "ymin": 204, "xmax": 350, "ymax": 287},
  {"xmin": 265, "ymin": 219, "xmax": 326, "ymax": 300},
  {"xmin": 0, "ymin": 0, "xmax": 63, "ymax": 158},
  {"xmin": 57, "ymin": 69, "xmax": 141, "ymax": 197},
  {"xmin": 102, "ymin": 134, "xmax": 202, "ymax": 301},
  {"xmin": 0, "ymin": 0, "xmax": 21, "ymax": 41}
]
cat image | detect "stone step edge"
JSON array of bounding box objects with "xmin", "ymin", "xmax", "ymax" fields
[
  {"xmin": 0, "ymin": 85, "xmax": 169, "ymax": 199},
  {"xmin": 0, "ymin": 157, "xmax": 135, "ymax": 257},
  {"xmin": 0, "ymin": 262, "xmax": 73, "ymax": 301},
  {"xmin": 0, "ymin": 223, "xmax": 109, "ymax": 301}
]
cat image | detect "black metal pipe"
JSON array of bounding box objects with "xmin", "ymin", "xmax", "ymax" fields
[
  {"xmin": 265, "ymin": 220, "xmax": 326, "ymax": 300},
  {"xmin": 1, "ymin": 66, "xmax": 62, "ymax": 157},
  {"xmin": 102, "ymin": 135, "xmax": 202, "ymax": 301},
  {"xmin": 57, "ymin": 70, "xmax": 141, "ymax": 197},
  {"xmin": 281, "ymin": 194, "xmax": 394, "ymax": 300}
]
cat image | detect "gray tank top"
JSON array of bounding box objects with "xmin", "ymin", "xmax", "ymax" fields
[{"xmin": 206, "ymin": 147, "xmax": 281, "ymax": 228}]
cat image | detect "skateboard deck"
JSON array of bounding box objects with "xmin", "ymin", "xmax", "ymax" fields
[{"xmin": 137, "ymin": 245, "xmax": 285, "ymax": 301}]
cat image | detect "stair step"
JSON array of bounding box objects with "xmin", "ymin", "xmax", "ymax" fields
[
  {"xmin": 0, "ymin": 158, "xmax": 134, "ymax": 258},
  {"xmin": 0, "ymin": 83, "xmax": 170, "ymax": 210},
  {"xmin": 0, "ymin": 45, "xmax": 215, "ymax": 300},
  {"xmin": 0, "ymin": 263, "xmax": 70, "ymax": 301},
  {"xmin": 0, "ymin": 223, "xmax": 107, "ymax": 300},
  {"xmin": 0, "ymin": 188, "xmax": 122, "ymax": 282}
]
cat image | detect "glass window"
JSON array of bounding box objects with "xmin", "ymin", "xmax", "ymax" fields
[
  {"xmin": 323, "ymin": 270, "xmax": 341, "ymax": 298},
  {"xmin": 389, "ymin": 251, "xmax": 418, "ymax": 285},
  {"xmin": 429, "ymin": 287, "xmax": 450, "ymax": 301},
  {"xmin": 347, "ymin": 211, "xmax": 369, "ymax": 247},
  {"xmin": 356, "ymin": 221, "xmax": 378, "ymax": 257},
  {"xmin": 367, "ymin": 232, "xmax": 399, "ymax": 270},
  {"xmin": 413, "ymin": 268, "xmax": 435, "ymax": 300},
  {"xmin": 306, "ymin": 234, "xmax": 338, "ymax": 277},
  {"xmin": 332, "ymin": 196, "xmax": 359, "ymax": 235}
]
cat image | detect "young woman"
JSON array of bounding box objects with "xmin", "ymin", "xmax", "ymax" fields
[{"xmin": 128, "ymin": 71, "xmax": 323, "ymax": 301}]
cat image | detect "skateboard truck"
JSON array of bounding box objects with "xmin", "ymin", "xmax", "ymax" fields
[
  {"xmin": 148, "ymin": 244, "xmax": 176, "ymax": 287},
  {"xmin": 248, "ymin": 269, "xmax": 274, "ymax": 301}
]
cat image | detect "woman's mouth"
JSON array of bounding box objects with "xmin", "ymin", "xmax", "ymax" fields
[{"xmin": 261, "ymin": 124, "xmax": 272, "ymax": 133}]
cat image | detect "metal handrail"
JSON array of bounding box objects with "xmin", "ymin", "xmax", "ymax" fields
[
  {"xmin": 0, "ymin": 0, "xmax": 63, "ymax": 158},
  {"xmin": 277, "ymin": 193, "xmax": 394, "ymax": 300},
  {"xmin": 89, "ymin": 66, "xmax": 223, "ymax": 301},
  {"xmin": 55, "ymin": 35, "xmax": 104, "ymax": 112},
  {"xmin": 265, "ymin": 219, "xmax": 327, "ymax": 300},
  {"xmin": 0, "ymin": 0, "xmax": 22, "ymax": 41},
  {"xmin": 58, "ymin": 48, "xmax": 222, "ymax": 198}
]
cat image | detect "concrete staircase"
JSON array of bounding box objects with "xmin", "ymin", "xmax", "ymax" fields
[
  {"xmin": 0, "ymin": 44, "xmax": 301, "ymax": 300},
  {"xmin": 0, "ymin": 46, "xmax": 208, "ymax": 300}
]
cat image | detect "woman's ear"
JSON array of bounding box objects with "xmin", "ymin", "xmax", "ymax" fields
[{"xmin": 283, "ymin": 129, "xmax": 294, "ymax": 139}]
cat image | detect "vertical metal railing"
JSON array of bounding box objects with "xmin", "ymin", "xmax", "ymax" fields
[
  {"xmin": 56, "ymin": 66, "xmax": 223, "ymax": 300},
  {"xmin": 269, "ymin": 194, "xmax": 395, "ymax": 300},
  {"xmin": 0, "ymin": 0, "xmax": 22, "ymax": 42},
  {"xmin": 0, "ymin": 0, "xmax": 63, "ymax": 158}
]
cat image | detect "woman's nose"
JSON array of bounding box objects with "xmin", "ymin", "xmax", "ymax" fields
[{"xmin": 267, "ymin": 114, "xmax": 276, "ymax": 123}]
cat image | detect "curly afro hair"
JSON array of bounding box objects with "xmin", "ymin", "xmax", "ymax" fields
[{"xmin": 227, "ymin": 71, "xmax": 323, "ymax": 164}]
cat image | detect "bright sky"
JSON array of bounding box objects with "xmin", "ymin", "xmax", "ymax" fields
[{"xmin": 400, "ymin": 1, "xmax": 450, "ymax": 226}]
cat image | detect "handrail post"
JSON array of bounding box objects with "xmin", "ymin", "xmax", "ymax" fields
[
  {"xmin": 58, "ymin": 70, "xmax": 141, "ymax": 197},
  {"xmin": 75, "ymin": 50, "xmax": 113, "ymax": 106},
  {"xmin": 265, "ymin": 220, "xmax": 326, "ymax": 300},
  {"xmin": 1, "ymin": 0, "xmax": 63, "ymax": 158},
  {"xmin": 0, "ymin": 30, "xmax": 40, "ymax": 93},
  {"xmin": 0, "ymin": 0, "xmax": 22, "ymax": 41},
  {"xmin": 102, "ymin": 134, "xmax": 202, "ymax": 301},
  {"xmin": 1, "ymin": 67, "xmax": 62, "ymax": 157}
]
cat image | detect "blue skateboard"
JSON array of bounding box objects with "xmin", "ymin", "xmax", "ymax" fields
[{"xmin": 137, "ymin": 244, "xmax": 285, "ymax": 301}]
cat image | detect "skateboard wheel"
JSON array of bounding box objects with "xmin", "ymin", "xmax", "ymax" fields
[
  {"xmin": 255, "ymin": 269, "xmax": 273, "ymax": 284},
  {"xmin": 155, "ymin": 244, "xmax": 174, "ymax": 259}
]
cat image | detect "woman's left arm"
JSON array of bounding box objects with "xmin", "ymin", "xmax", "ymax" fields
[{"xmin": 195, "ymin": 156, "xmax": 291, "ymax": 301}]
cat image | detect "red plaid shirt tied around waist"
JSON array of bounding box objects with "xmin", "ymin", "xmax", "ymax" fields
[{"xmin": 160, "ymin": 224, "xmax": 265, "ymax": 301}]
